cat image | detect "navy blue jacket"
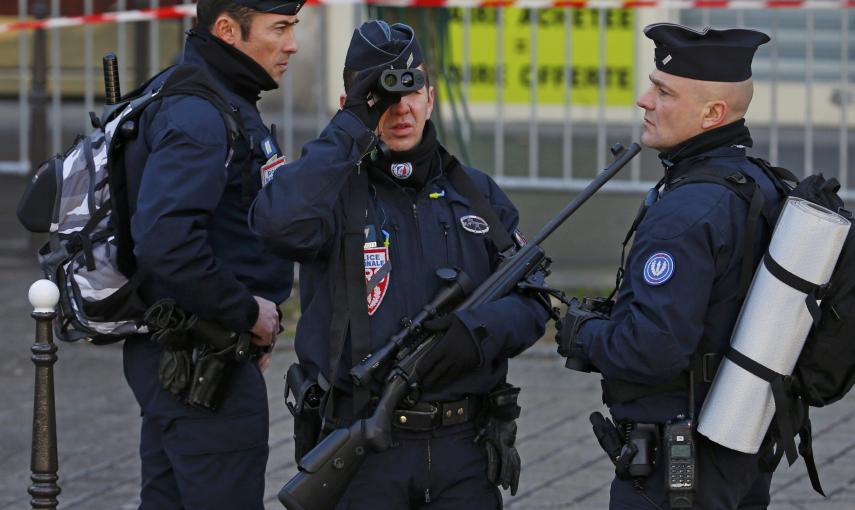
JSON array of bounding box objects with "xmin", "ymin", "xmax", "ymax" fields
[
  {"xmin": 576, "ymin": 125, "xmax": 783, "ymax": 423},
  {"xmin": 250, "ymin": 111, "xmax": 548, "ymax": 402},
  {"xmin": 124, "ymin": 39, "xmax": 293, "ymax": 332}
]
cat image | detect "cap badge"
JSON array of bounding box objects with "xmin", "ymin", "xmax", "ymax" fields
[{"xmin": 662, "ymin": 54, "xmax": 673, "ymax": 65}]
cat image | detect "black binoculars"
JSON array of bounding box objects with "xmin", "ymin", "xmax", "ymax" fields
[{"xmin": 379, "ymin": 68, "xmax": 425, "ymax": 94}]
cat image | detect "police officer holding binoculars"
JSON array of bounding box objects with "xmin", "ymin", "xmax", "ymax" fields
[{"xmin": 251, "ymin": 19, "xmax": 549, "ymax": 510}]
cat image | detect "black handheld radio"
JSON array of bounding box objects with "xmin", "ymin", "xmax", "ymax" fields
[
  {"xmin": 664, "ymin": 367, "xmax": 698, "ymax": 508},
  {"xmin": 663, "ymin": 415, "xmax": 695, "ymax": 508}
]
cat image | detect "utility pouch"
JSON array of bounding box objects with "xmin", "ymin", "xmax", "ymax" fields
[
  {"xmin": 285, "ymin": 363, "xmax": 323, "ymax": 462},
  {"xmin": 626, "ymin": 423, "xmax": 659, "ymax": 478},
  {"xmin": 477, "ymin": 382, "xmax": 522, "ymax": 495}
]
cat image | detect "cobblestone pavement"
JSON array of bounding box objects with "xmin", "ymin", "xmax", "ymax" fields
[{"xmin": 2, "ymin": 257, "xmax": 854, "ymax": 509}]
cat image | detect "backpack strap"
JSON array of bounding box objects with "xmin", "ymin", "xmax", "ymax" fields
[
  {"xmin": 154, "ymin": 64, "xmax": 245, "ymax": 157},
  {"xmin": 748, "ymin": 157, "xmax": 798, "ymax": 196},
  {"xmin": 796, "ymin": 409, "xmax": 826, "ymax": 496},
  {"xmin": 725, "ymin": 348, "xmax": 799, "ymax": 464},
  {"xmin": 670, "ymin": 166, "xmax": 772, "ymax": 300},
  {"xmin": 762, "ymin": 252, "xmax": 827, "ymax": 326},
  {"xmin": 725, "ymin": 348, "xmax": 826, "ymax": 495}
]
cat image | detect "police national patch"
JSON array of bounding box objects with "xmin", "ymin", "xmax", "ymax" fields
[
  {"xmin": 364, "ymin": 246, "xmax": 391, "ymax": 315},
  {"xmin": 260, "ymin": 156, "xmax": 286, "ymax": 187},
  {"xmin": 643, "ymin": 252, "xmax": 675, "ymax": 286},
  {"xmin": 391, "ymin": 162, "xmax": 413, "ymax": 180}
]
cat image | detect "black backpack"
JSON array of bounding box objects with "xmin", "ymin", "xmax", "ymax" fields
[
  {"xmin": 16, "ymin": 64, "xmax": 245, "ymax": 344},
  {"xmin": 677, "ymin": 158, "xmax": 855, "ymax": 496}
]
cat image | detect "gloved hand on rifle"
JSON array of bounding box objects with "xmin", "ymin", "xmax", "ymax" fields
[
  {"xmin": 342, "ymin": 64, "xmax": 400, "ymax": 131},
  {"xmin": 416, "ymin": 313, "xmax": 483, "ymax": 392},
  {"xmin": 555, "ymin": 297, "xmax": 609, "ymax": 372}
]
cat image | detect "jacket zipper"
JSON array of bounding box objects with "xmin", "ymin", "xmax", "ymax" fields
[
  {"xmin": 440, "ymin": 220, "xmax": 450, "ymax": 265},
  {"xmin": 425, "ymin": 439, "xmax": 432, "ymax": 503}
]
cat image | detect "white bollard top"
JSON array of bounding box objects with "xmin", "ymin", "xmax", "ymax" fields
[{"xmin": 29, "ymin": 279, "xmax": 60, "ymax": 313}]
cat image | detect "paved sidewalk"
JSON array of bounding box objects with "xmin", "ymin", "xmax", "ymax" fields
[{"xmin": 1, "ymin": 259, "xmax": 854, "ymax": 509}]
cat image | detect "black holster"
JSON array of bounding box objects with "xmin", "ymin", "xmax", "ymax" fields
[
  {"xmin": 145, "ymin": 299, "xmax": 251, "ymax": 412},
  {"xmin": 285, "ymin": 363, "xmax": 324, "ymax": 463},
  {"xmin": 590, "ymin": 411, "xmax": 659, "ymax": 481}
]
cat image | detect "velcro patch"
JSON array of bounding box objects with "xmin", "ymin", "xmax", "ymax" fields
[
  {"xmin": 260, "ymin": 156, "xmax": 286, "ymax": 187},
  {"xmin": 643, "ymin": 252, "xmax": 675, "ymax": 286},
  {"xmin": 460, "ymin": 215, "xmax": 489, "ymax": 235},
  {"xmin": 365, "ymin": 246, "xmax": 390, "ymax": 315}
]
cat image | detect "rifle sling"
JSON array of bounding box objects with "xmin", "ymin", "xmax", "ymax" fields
[{"xmin": 441, "ymin": 146, "xmax": 515, "ymax": 256}]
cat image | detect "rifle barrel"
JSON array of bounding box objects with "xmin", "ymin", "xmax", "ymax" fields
[{"xmin": 528, "ymin": 142, "xmax": 641, "ymax": 247}]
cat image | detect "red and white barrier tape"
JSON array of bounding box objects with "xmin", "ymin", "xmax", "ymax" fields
[{"xmin": 1, "ymin": 1, "xmax": 853, "ymax": 33}]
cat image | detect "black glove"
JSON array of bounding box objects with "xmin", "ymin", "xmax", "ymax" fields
[
  {"xmin": 145, "ymin": 299, "xmax": 197, "ymax": 396},
  {"xmin": 343, "ymin": 66, "xmax": 399, "ymax": 131},
  {"xmin": 417, "ymin": 314, "xmax": 482, "ymax": 392},
  {"xmin": 555, "ymin": 298, "xmax": 608, "ymax": 372},
  {"xmin": 479, "ymin": 383, "xmax": 523, "ymax": 495}
]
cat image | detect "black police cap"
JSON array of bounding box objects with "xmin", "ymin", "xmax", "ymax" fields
[
  {"xmin": 344, "ymin": 20, "xmax": 424, "ymax": 72},
  {"xmin": 233, "ymin": 0, "xmax": 305, "ymax": 16},
  {"xmin": 644, "ymin": 23, "xmax": 770, "ymax": 82}
]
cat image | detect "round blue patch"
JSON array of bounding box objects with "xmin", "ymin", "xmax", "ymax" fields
[{"xmin": 643, "ymin": 252, "xmax": 675, "ymax": 286}]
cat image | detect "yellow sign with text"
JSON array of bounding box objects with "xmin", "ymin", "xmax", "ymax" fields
[{"xmin": 442, "ymin": 8, "xmax": 635, "ymax": 106}]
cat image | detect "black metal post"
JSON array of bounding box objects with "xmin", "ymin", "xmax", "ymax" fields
[
  {"xmin": 28, "ymin": 0, "xmax": 48, "ymax": 174},
  {"xmin": 28, "ymin": 280, "xmax": 61, "ymax": 510}
]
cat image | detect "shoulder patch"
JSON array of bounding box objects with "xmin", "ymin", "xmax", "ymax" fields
[{"xmin": 643, "ymin": 252, "xmax": 675, "ymax": 285}]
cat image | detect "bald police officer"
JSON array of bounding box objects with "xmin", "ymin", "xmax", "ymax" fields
[
  {"xmin": 251, "ymin": 20, "xmax": 549, "ymax": 509},
  {"xmin": 122, "ymin": 1, "xmax": 303, "ymax": 508},
  {"xmin": 557, "ymin": 24, "xmax": 784, "ymax": 508}
]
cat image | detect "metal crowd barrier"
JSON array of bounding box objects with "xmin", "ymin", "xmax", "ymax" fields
[{"xmin": 1, "ymin": 2, "xmax": 853, "ymax": 197}]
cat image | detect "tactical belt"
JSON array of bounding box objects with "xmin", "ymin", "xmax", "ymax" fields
[
  {"xmin": 393, "ymin": 395, "xmax": 484, "ymax": 432},
  {"xmin": 601, "ymin": 353, "xmax": 722, "ymax": 407}
]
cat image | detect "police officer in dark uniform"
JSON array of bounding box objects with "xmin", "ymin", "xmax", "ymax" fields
[
  {"xmin": 556, "ymin": 24, "xmax": 783, "ymax": 508},
  {"xmin": 122, "ymin": 1, "xmax": 303, "ymax": 508},
  {"xmin": 250, "ymin": 20, "xmax": 549, "ymax": 509}
]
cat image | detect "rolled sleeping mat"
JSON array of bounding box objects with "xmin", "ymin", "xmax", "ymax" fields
[{"xmin": 698, "ymin": 197, "xmax": 850, "ymax": 454}]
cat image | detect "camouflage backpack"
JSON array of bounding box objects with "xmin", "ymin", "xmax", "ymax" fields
[{"xmin": 17, "ymin": 64, "xmax": 244, "ymax": 344}]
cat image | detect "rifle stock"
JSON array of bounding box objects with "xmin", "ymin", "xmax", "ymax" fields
[
  {"xmin": 278, "ymin": 143, "xmax": 642, "ymax": 509},
  {"xmin": 279, "ymin": 373, "xmax": 411, "ymax": 509}
]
